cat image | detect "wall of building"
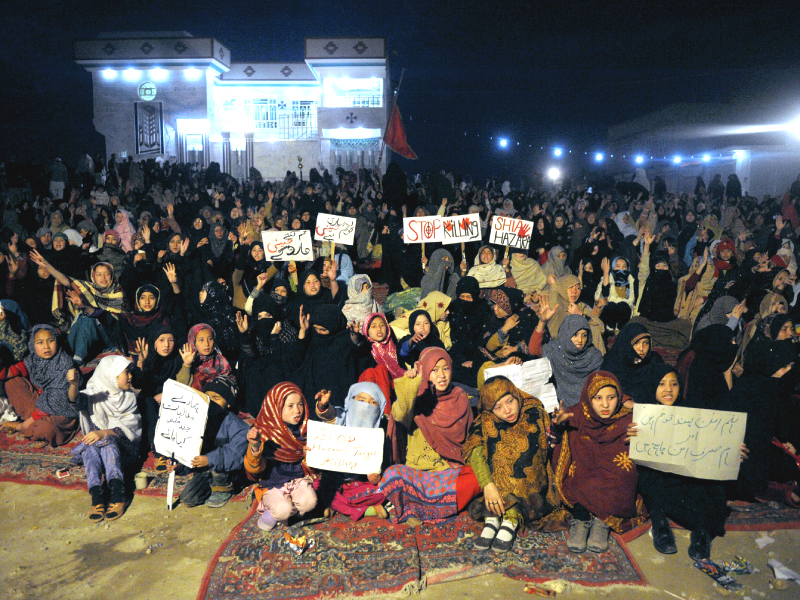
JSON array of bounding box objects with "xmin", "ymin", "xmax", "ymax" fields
[{"xmin": 252, "ymin": 140, "xmax": 321, "ymax": 180}]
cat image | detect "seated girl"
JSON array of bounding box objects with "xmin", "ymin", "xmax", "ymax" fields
[
  {"xmin": 466, "ymin": 246, "xmax": 510, "ymax": 296},
  {"xmin": 463, "ymin": 376, "xmax": 566, "ymax": 553},
  {"xmin": 629, "ymin": 363, "xmax": 732, "ymax": 560},
  {"xmin": 601, "ymin": 322, "xmax": 663, "ymax": 404},
  {"xmin": 316, "ymin": 382, "xmax": 393, "ymax": 520},
  {"xmin": 552, "ymin": 371, "xmax": 644, "ymax": 553},
  {"xmin": 245, "ymin": 382, "xmax": 317, "ymax": 531},
  {"xmin": 341, "ymin": 274, "xmax": 382, "ymax": 326},
  {"xmin": 379, "ymin": 347, "xmax": 480, "ymax": 525},
  {"xmin": 120, "ymin": 283, "xmax": 175, "ymax": 356},
  {"xmin": 596, "ymin": 256, "xmax": 636, "ymax": 333},
  {"xmin": 67, "ymin": 355, "xmax": 141, "ymax": 522},
  {"xmin": 175, "ymin": 376, "xmax": 249, "ymax": 509},
  {"xmin": 0, "ymin": 325, "xmax": 78, "ymax": 447},
  {"xmin": 177, "ymin": 324, "xmax": 233, "ymax": 392},
  {"xmin": 357, "ymin": 313, "xmax": 406, "ymax": 378},
  {"xmin": 390, "ymin": 292, "xmax": 452, "ymax": 350},
  {"xmin": 397, "ymin": 310, "xmax": 445, "ymax": 370}
]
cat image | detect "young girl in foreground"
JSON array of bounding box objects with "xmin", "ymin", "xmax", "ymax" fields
[
  {"xmin": 246, "ymin": 382, "xmax": 317, "ymax": 531},
  {"xmin": 552, "ymin": 371, "xmax": 644, "ymax": 553},
  {"xmin": 68, "ymin": 355, "xmax": 141, "ymax": 522}
]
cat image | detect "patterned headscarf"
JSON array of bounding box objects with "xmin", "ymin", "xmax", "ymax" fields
[
  {"xmin": 186, "ymin": 323, "xmax": 232, "ymax": 391},
  {"xmin": 361, "ymin": 313, "xmax": 405, "ymax": 378},
  {"xmin": 254, "ymin": 381, "xmax": 308, "ymax": 465},
  {"xmin": 24, "ymin": 325, "xmax": 76, "ymax": 418}
]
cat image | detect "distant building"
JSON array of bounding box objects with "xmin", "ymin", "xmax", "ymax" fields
[
  {"xmin": 607, "ymin": 103, "xmax": 800, "ymax": 199},
  {"xmin": 74, "ymin": 32, "xmax": 391, "ymax": 179}
]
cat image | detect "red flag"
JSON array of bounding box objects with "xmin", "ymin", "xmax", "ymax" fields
[{"xmin": 383, "ymin": 105, "xmax": 417, "ymax": 160}]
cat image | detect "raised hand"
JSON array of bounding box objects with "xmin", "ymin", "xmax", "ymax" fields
[
  {"xmin": 142, "ymin": 224, "xmax": 151, "ymax": 243},
  {"xmin": 551, "ymin": 404, "xmax": 574, "ymax": 426},
  {"xmin": 66, "ymin": 368, "xmax": 80, "ymax": 385},
  {"xmin": 236, "ymin": 311, "xmax": 249, "ymax": 334},
  {"xmin": 730, "ymin": 301, "xmax": 747, "ymax": 320},
  {"xmin": 501, "ymin": 314, "xmax": 520, "ymax": 332},
  {"xmin": 601, "ymin": 257, "xmax": 611, "ymax": 275},
  {"xmin": 163, "ymin": 263, "xmax": 178, "ymax": 284},
  {"xmin": 197, "ymin": 237, "xmax": 209, "ymax": 248},
  {"xmin": 134, "ymin": 337, "xmax": 149, "ymax": 363},
  {"xmin": 256, "ymin": 272, "xmax": 269, "ymax": 289},
  {"xmin": 643, "ymin": 230, "xmax": 656, "ymax": 246},
  {"xmin": 539, "ymin": 296, "xmax": 559, "ymax": 322},
  {"xmin": 271, "ymin": 321, "xmax": 282, "ymax": 335},
  {"xmin": 179, "ymin": 343, "xmax": 196, "ymax": 367},
  {"xmin": 315, "ymin": 389, "xmax": 332, "ymax": 411},
  {"xmin": 29, "ymin": 249, "xmax": 48, "ymax": 268},
  {"xmin": 180, "ymin": 238, "xmax": 190, "ymax": 256},
  {"xmin": 66, "ymin": 290, "xmax": 85, "ymax": 309},
  {"xmin": 298, "ymin": 305, "xmax": 310, "ymax": 332}
]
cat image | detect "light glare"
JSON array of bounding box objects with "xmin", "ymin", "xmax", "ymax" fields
[
  {"xmin": 635, "ymin": 155, "xmax": 644, "ymax": 164},
  {"xmin": 499, "ymin": 138, "xmax": 508, "ymax": 148},
  {"xmin": 594, "ymin": 153, "xmax": 604, "ymax": 162},
  {"xmin": 101, "ymin": 69, "xmax": 117, "ymax": 80},
  {"xmin": 547, "ymin": 167, "xmax": 561, "ymax": 181},
  {"xmin": 150, "ymin": 68, "xmax": 169, "ymax": 82},
  {"xmin": 553, "ymin": 147, "xmax": 563, "ymax": 157},
  {"xmin": 122, "ymin": 68, "xmax": 141, "ymax": 82},
  {"xmin": 702, "ymin": 154, "xmax": 711, "ymax": 162},
  {"xmin": 672, "ymin": 155, "xmax": 682, "ymax": 164},
  {"xmin": 184, "ymin": 68, "xmax": 203, "ymax": 81}
]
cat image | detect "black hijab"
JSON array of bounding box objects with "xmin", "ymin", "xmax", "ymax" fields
[
  {"xmin": 684, "ymin": 324, "xmax": 738, "ymax": 409},
  {"xmin": 398, "ymin": 309, "xmax": 446, "ymax": 369},
  {"xmin": 601, "ymin": 322, "xmax": 664, "ymax": 403},
  {"xmin": 139, "ymin": 325, "xmax": 183, "ymax": 396}
]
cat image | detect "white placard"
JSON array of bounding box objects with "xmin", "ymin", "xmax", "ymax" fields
[
  {"xmin": 441, "ymin": 214, "xmax": 482, "ymax": 245},
  {"xmin": 153, "ymin": 379, "xmax": 210, "ymax": 468},
  {"xmin": 629, "ymin": 404, "xmax": 747, "ymax": 481},
  {"xmin": 306, "ymin": 420, "xmax": 384, "ymax": 475},
  {"xmin": 483, "ymin": 358, "xmax": 554, "ymax": 408},
  {"xmin": 261, "ymin": 230, "xmax": 313, "ymax": 261},
  {"xmin": 314, "ymin": 213, "xmax": 356, "ymax": 245},
  {"xmin": 489, "ymin": 215, "xmax": 534, "ymax": 250},
  {"xmin": 403, "ymin": 215, "xmax": 444, "ymax": 243}
]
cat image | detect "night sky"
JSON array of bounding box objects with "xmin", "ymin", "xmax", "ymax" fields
[{"xmin": 3, "ymin": 0, "xmax": 800, "ymax": 179}]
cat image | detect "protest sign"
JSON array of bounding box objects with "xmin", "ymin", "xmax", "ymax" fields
[
  {"xmin": 442, "ymin": 214, "xmax": 482, "ymax": 245},
  {"xmin": 403, "ymin": 215, "xmax": 444, "ymax": 244},
  {"xmin": 483, "ymin": 358, "xmax": 557, "ymax": 411},
  {"xmin": 306, "ymin": 420, "xmax": 384, "ymax": 475},
  {"xmin": 629, "ymin": 404, "xmax": 747, "ymax": 480},
  {"xmin": 154, "ymin": 379, "xmax": 209, "ymax": 469},
  {"xmin": 314, "ymin": 213, "xmax": 356, "ymax": 246},
  {"xmin": 489, "ymin": 215, "xmax": 533, "ymax": 250},
  {"xmin": 261, "ymin": 230, "xmax": 313, "ymax": 261}
]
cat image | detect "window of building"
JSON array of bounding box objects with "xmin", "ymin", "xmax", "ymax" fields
[
  {"xmin": 323, "ymin": 77, "xmax": 383, "ymax": 108},
  {"xmin": 249, "ymin": 99, "xmax": 277, "ymax": 129},
  {"xmin": 291, "ymin": 100, "xmax": 316, "ymax": 126}
]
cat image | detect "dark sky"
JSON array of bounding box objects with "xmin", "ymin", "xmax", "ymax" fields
[{"xmin": 3, "ymin": 0, "xmax": 799, "ymax": 179}]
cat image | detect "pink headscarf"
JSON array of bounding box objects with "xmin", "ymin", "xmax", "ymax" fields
[
  {"xmin": 114, "ymin": 210, "xmax": 135, "ymax": 252},
  {"xmin": 361, "ymin": 313, "xmax": 405, "ymax": 379}
]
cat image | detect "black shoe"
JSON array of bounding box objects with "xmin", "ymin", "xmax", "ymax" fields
[
  {"xmin": 651, "ymin": 517, "xmax": 677, "ymax": 555},
  {"xmin": 688, "ymin": 528, "xmax": 711, "ymax": 561},
  {"xmin": 108, "ymin": 478, "xmax": 126, "ymax": 504}
]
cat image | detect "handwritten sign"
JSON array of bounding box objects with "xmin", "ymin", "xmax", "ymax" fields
[
  {"xmin": 442, "ymin": 214, "xmax": 482, "ymax": 245},
  {"xmin": 306, "ymin": 420, "xmax": 384, "ymax": 475},
  {"xmin": 261, "ymin": 230, "xmax": 313, "ymax": 261},
  {"xmin": 489, "ymin": 216, "xmax": 533, "ymax": 250},
  {"xmin": 154, "ymin": 379, "xmax": 210, "ymax": 468},
  {"xmin": 483, "ymin": 358, "xmax": 557, "ymax": 412},
  {"xmin": 314, "ymin": 213, "xmax": 356, "ymax": 245},
  {"xmin": 403, "ymin": 215, "xmax": 444, "ymax": 244},
  {"xmin": 629, "ymin": 404, "xmax": 747, "ymax": 481}
]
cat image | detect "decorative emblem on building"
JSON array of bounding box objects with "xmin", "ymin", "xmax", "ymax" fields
[
  {"xmin": 324, "ymin": 41, "xmax": 339, "ymax": 55},
  {"xmin": 138, "ymin": 81, "xmax": 157, "ymax": 101},
  {"xmin": 280, "ymin": 65, "xmax": 293, "ymax": 77},
  {"xmin": 346, "ymin": 113, "xmax": 357, "ymax": 124},
  {"xmin": 243, "ymin": 65, "xmax": 255, "ymax": 77},
  {"xmin": 103, "ymin": 42, "xmax": 116, "ymax": 55},
  {"xmin": 353, "ymin": 41, "xmax": 368, "ymax": 55},
  {"xmin": 219, "ymin": 47, "xmax": 225, "ymax": 60},
  {"xmin": 140, "ymin": 42, "xmax": 154, "ymax": 55},
  {"xmin": 173, "ymin": 41, "xmax": 187, "ymax": 54},
  {"xmin": 278, "ymin": 101, "xmax": 287, "ymax": 110}
]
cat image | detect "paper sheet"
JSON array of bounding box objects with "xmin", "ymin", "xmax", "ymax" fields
[{"xmin": 306, "ymin": 421, "xmax": 384, "ymax": 475}]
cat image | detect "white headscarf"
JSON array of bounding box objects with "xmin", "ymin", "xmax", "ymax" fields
[{"xmin": 79, "ymin": 355, "xmax": 142, "ymax": 442}]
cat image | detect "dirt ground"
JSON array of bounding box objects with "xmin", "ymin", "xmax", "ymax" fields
[{"xmin": 1, "ymin": 482, "xmax": 798, "ymax": 600}]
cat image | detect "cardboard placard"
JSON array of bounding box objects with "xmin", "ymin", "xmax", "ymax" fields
[
  {"xmin": 629, "ymin": 404, "xmax": 747, "ymax": 481},
  {"xmin": 441, "ymin": 214, "xmax": 482, "ymax": 245},
  {"xmin": 261, "ymin": 230, "xmax": 313, "ymax": 261},
  {"xmin": 306, "ymin": 420, "xmax": 384, "ymax": 475},
  {"xmin": 153, "ymin": 379, "xmax": 209, "ymax": 469},
  {"xmin": 489, "ymin": 215, "xmax": 533, "ymax": 250},
  {"xmin": 314, "ymin": 213, "xmax": 356, "ymax": 245},
  {"xmin": 403, "ymin": 215, "xmax": 444, "ymax": 244}
]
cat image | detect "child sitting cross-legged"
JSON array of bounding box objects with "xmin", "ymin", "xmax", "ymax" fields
[{"xmin": 246, "ymin": 382, "xmax": 318, "ymax": 531}]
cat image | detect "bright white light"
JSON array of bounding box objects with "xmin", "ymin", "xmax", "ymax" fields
[
  {"xmin": 499, "ymin": 138, "xmax": 509, "ymax": 148},
  {"xmin": 101, "ymin": 69, "xmax": 117, "ymax": 81},
  {"xmin": 635, "ymin": 155, "xmax": 644, "ymax": 164},
  {"xmin": 553, "ymin": 147, "xmax": 563, "ymax": 157},
  {"xmin": 322, "ymin": 127, "xmax": 382, "ymax": 140},
  {"xmin": 184, "ymin": 68, "xmax": 203, "ymax": 81},
  {"xmin": 150, "ymin": 68, "xmax": 169, "ymax": 82},
  {"xmin": 547, "ymin": 167, "xmax": 561, "ymax": 181},
  {"xmin": 702, "ymin": 154, "xmax": 711, "ymax": 162},
  {"xmin": 594, "ymin": 153, "xmax": 604, "ymax": 162},
  {"xmin": 672, "ymin": 155, "xmax": 682, "ymax": 164},
  {"xmin": 122, "ymin": 68, "xmax": 141, "ymax": 82},
  {"xmin": 789, "ymin": 117, "xmax": 800, "ymax": 138},
  {"xmin": 176, "ymin": 119, "xmax": 210, "ymax": 135},
  {"xmin": 733, "ymin": 150, "xmax": 742, "ymax": 159}
]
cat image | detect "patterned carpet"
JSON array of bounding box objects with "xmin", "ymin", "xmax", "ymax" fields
[{"xmin": 198, "ymin": 511, "xmax": 647, "ymax": 600}]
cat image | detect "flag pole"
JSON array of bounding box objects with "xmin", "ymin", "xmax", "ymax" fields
[{"xmin": 377, "ymin": 68, "xmax": 405, "ymax": 169}]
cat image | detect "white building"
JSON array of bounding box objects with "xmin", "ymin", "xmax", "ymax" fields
[{"xmin": 74, "ymin": 32, "xmax": 391, "ymax": 179}]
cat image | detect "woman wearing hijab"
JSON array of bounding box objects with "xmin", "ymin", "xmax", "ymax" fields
[
  {"xmin": 509, "ymin": 249, "xmax": 547, "ymax": 296},
  {"xmin": 119, "ymin": 284, "xmax": 173, "ymax": 355},
  {"xmin": 464, "ymin": 376, "xmax": 567, "ymax": 552},
  {"xmin": 614, "ymin": 212, "xmax": 638, "ymax": 239},
  {"xmin": 379, "ymin": 348, "xmax": 480, "ymax": 525},
  {"xmin": 467, "ymin": 245, "xmax": 508, "ymax": 292},
  {"xmin": 397, "ymin": 309, "xmax": 446, "ymax": 370},
  {"xmin": 113, "ymin": 210, "xmax": 136, "ymax": 252},
  {"xmin": 596, "ymin": 256, "xmax": 636, "ymax": 332},
  {"xmin": 43, "ymin": 232, "xmax": 83, "ymax": 279},
  {"xmin": 285, "ymin": 264, "xmax": 340, "ymax": 330},
  {"xmin": 530, "ymin": 216, "xmax": 556, "ymax": 260},
  {"xmin": 601, "ymin": 322, "xmax": 663, "ymax": 404},
  {"xmin": 68, "ymin": 355, "xmax": 141, "ymax": 522},
  {"xmin": 390, "ymin": 291, "xmax": 452, "ymax": 349},
  {"xmin": 629, "ymin": 363, "xmax": 731, "ymax": 559},
  {"xmin": 341, "ymin": 274, "xmax": 382, "ymax": 326},
  {"xmin": 542, "ymin": 246, "xmax": 571, "ymax": 280},
  {"xmin": 204, "ymin": 222, "xmax": 235, "ymax": 279},
  {"xmin": 0, "ymin": 299, "xmax": 29, "ymax": 363},
  {"xmin": 421, "ymin": 248, "xmax": 461, "ymax": 299},
  {"xmin": 232, "ymin": 241, "xmax": 275, "ymax": 310},
  {"xmin": 177, "ymin": 323, "xmax": 233, "ymax": 392},
  {"xmin": 449, "ymin": 276, "xmax": 492, "ymax": 386},
  {"xmin": 552, "ymin": 371, "xmax": 645, "ymax": 552},
  {"xmin": 359, "ymin": 313, "xmax": 406, "ymax": 378},
  {"xmin": 480, "ymin": 287, "xmax": 540, "ymax": 363}
]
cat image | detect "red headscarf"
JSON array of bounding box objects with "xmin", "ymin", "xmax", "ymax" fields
[
  {"xmin": 254, "ymin": 382, "xmax": 308, "ymax": 465},
  {"xmin": 361, "ymin": 313, "xmax": 406, "ymax": 379},
  {"xmin": 554, "ymin": 371, "xmax": 639, "ymax": 525},
  {"xmin": 187, "ymin": 323, "xmax": 232, "ymax": 391},
  {"xmin": 358, "ymin": 365, "xmax": 393, "ymax": 415},
  {"xmin": 413, "ymin": 347, "xmax": 473, "ymax": 467}
]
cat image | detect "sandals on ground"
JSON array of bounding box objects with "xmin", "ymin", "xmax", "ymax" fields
[
  {"xmin": 89, "ymin": 504, "xmax": 105, "ymax": 522},
  {"xmin": 491, "ymin": 522, "xmax": 517, "ymax": 554},
  {"xmin": 104, "ymin": 502, "xmax": 126, "ymax": 521}
]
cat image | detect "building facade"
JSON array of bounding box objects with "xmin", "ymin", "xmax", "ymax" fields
[{"xmin": 74, "ymin": 32, "xmax": 391, "ymax": 179}]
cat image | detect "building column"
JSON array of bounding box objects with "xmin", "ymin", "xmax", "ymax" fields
[
  {"xmin": 221, "ymin": 131, "xmax": 231, "ymax": 174},
  {"xmin": 245, "ymin": 132, "xmax": 254, "ymax": 176}
]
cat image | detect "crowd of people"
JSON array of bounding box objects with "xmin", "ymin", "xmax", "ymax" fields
[{"xmin": 0, "ymin": 154, "xmax": 798, "ymax": 564}]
